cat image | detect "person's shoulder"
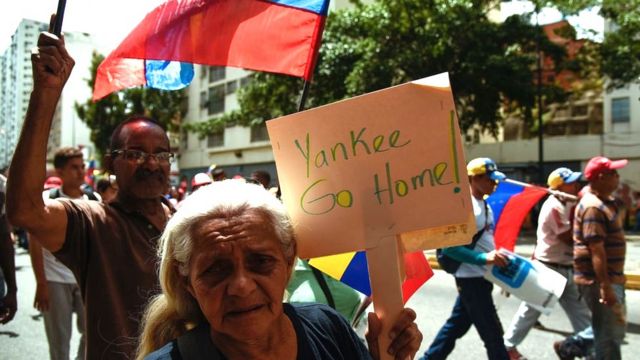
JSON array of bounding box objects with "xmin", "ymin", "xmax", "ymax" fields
[
  {"xmin": 56, "ymin": 196, "xmax": 108, "ymax": 218},
  {"xmin": 144, "ymin": 341, "xmax": 178, "ymax": 360},
  {"xmin": 288, "ymin": 303, "xmax": 347, "ymax": 326}
]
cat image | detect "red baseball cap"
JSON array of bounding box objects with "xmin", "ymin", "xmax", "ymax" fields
[
  {"xmin": 584, "ymin": 156, "xmax": 628, "ymax": 180},
  {"xmin": 44, "ymin": 176, "xmax": 62, "ymax": 190}
]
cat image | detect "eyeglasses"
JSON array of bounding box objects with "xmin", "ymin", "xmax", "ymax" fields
[{"xmin": 111, "ymin": 149, "xmax": 174, "ymax": 164}]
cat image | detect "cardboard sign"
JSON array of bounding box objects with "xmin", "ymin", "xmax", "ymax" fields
[
  {"xmin": 267, "ymin": 73, "xmax": 475, "ymax": 258},
  {"xmin": 485, "ymin": 250, "xmax": 567, "ymax": 314}
]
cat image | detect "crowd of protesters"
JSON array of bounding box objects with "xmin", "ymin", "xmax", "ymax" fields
[{"xmin": 0, "ymin": 26, "xmax": 636, "ymax": 360}]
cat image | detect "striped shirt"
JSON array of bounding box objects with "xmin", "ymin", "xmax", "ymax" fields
[{"xmin": 573, "ymin": 192, "xmax": 626, "ymax": 285}]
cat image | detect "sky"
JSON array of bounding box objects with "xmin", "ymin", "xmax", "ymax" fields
[
  {"xmin": 0, "ymin": 0, "xmax": 604, "ymax": 55},
  {"xmin": 0, "ymin": 0, "xmax": 165, "ymax": 52}
]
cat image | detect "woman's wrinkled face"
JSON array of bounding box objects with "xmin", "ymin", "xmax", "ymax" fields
[{"xmin": 186, "ymin": 210, "xmax": 293, "ymax": 342}]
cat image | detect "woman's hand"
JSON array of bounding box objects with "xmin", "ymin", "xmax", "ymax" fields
[{"xmin": 365, "ymin": 308, "xmax": 422, "ymax": 360}]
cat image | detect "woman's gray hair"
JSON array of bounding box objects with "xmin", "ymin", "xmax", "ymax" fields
[{"xmin": 160, "ymin": 179, "xmax": 296, "ymax": 278}]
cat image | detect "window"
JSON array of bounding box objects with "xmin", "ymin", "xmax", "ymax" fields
[
  {"xmin": 181, "ymin": 130, "xmax": 189, "ymax": 150},
  {"xmin": 199, "ymin": 91, "xmax": 207, "ymax": 109},
  {"xmin": 225, "ymin": 80, "xmax": 238, "ymax": 95},
  {"xmin": 572, "ymin": 105, "xmax": 588, "ymax": 117},
  {"xmin": 611, "ymin": 97, "xmax": 630, "ymax": 123},
  {"xmin": 208, "ymin": 85, "xmax": 225, "ymax": 115},
  {"xmin": 207, "ymin": 130, "xmax": 224, "ymax": 148},
  {"xmin": 250, "ymin": 123, "xmax": 269, "ymax": 142},
  {"xmin": 209, "ymin": 66, "xmax": 225, "ymax": 83},
  {"xmin": 240, "ymin": 76, "xmax": 252, "ymax": 87}
]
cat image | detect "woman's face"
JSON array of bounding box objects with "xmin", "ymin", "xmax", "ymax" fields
[{"xmin": 186, "ymin": 210, "xmax": 293, "ymax": 342}]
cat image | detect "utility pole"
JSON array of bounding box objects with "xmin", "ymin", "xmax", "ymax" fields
[{"xmin": 535, "ymin": 4, "xmax": 545, "ymax": 184}]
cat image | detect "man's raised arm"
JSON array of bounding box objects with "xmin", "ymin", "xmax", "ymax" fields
[{"xmin": 6, "ymin": 32, "xmax": 75, "ymax": 252}]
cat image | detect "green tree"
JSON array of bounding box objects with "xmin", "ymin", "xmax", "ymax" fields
[
  {"xmin": 187, "ymin": 0, "xmax": 567, "ymax": 137},
  {"xmin": 600, "ymin": 0, "xmax": 640, "ymax": 88},
  {"xmin": 534, "ymin": 0, "xmax": 640, "ymax": 88},
  {"xmin": 75, "ymin": 52, "xmax": 187, "ymax": 159}
]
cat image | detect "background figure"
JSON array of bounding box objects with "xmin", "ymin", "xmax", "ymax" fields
[
  {"xmin": 632, "ymin": 191, "xmax": 640, "ymax": 232},
  {"xmin": 613, "ymin": 183, "xmax": 632, "ymax": 231},
  {"xmin": 573, "ymin": 156, "xmax": 628, "ymax": 360},
  {"xmin": 96, "ymin": 176, "xmax": 118, "ymax": 204},
  {"xmin": 286, "ymin": 258, "xmax": 367, "ymax": 325},
  {"xmin": 422, "ymin": 158, "xmax": 510, "ymax": 360},
  {"xmin": 503, "ymin": 167, "xmax": 592, "ymax": 360},
  {"xmin": 208, "ymin": 164, "xmax": 226, "ymax": 181},
  {"xmin": 250, "ymin": 170, "xmax": 271, "ymax": 189},
  {"xmin": 190, "ymin": 172, "xmax": 212, "ymax": 193},
  {"xmin": 0, "ymin": 172, "xmax": 17, "ymax": 324},
  {"xmin": 30, "ymin": 147, "xmax": 90, "ymax": 360}
]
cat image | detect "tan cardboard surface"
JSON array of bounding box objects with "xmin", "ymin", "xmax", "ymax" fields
[{"xmin": 267, "ymin": 73, "xmax": 475, "ymax": 259}]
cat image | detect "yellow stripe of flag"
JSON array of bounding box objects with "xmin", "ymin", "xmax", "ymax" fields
[{"xmin": 308, "ymin": 251, "xmax": 357, "ymax": 281}]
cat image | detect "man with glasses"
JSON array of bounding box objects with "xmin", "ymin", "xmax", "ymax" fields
[
  {"xmin": 6, "ymin": 31, "xmax": 174, "ymax": 359},
  {"xmin": 572, "ymin": 156, "xmax": 628, "ymax": 360}
]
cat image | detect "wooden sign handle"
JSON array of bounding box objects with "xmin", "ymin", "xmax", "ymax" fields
[{"xmin": 366, "ymin": 236, "xmax": 405, "ymax": 360}]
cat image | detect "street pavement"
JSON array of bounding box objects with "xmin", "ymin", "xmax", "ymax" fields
[{"xmin": 1, "ymin": 240, "xmax": 639, "ymax": 359}]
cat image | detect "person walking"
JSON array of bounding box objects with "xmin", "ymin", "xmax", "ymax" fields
[
  {"xmin": 421, "ymin": 157, "xmax": 510, "ymax": 360},
  {"xmin": 503, "ymin": 167, "xmax": 592, "ymax": 360},
  {"xmin": 29, "ymin": 147, "xmax": 97, "ymax": 360},
  {"xmin": 572, "ymin": 156, "xmax": 628, "ymax": 360}
]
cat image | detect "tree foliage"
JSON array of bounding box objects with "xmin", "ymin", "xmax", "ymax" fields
[
  {"xmin": 75, "ymin": 52, "xmax": 187, "ymax": 158},
  {"xmin": 186, "ymin": 0, "xmax": 567, "ymax": 137},
  {"xmin": 600, "ymin": 0, "xmax": 640, "ymax": 88}
]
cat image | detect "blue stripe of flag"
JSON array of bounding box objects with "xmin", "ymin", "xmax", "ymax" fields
[
  {"xmin": 145, "ymin": 60, "xmax": 194, "ymax": 90},
  {"xmin": 340, "ymin": 251, "xmax": 371, "ymax": 296},
  {"xmin": 487, "ymin": 182, "xmax": 525, "ymax": 224},
  {"xmin": 270, "ymin": 0, "xmax": 330, "ymax": 16}
]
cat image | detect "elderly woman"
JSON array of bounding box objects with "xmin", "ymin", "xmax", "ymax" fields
[{"xmin": 137, "ymin": 180, "xmax": 421, "ymax": 360}]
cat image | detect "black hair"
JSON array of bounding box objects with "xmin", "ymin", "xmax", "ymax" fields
[{"xmin": 53, "ymin": 147, "xmax": 83, "ymax": 169}]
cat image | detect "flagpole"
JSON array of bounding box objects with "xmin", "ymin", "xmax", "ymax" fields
[
  {"xmin": 503, "ymin": 178, "xmax": 577, "ymax": 201},
  {"xmin": 297, "ymin": 80, "xmax": 312, "ymax": 112},
  {"xmin": 297, "ymin": 13, "xmax": 327, "ymax": 112},
  {"xmin": 52, "ymin": 0, "xmax": 67, "ymax": 36}
]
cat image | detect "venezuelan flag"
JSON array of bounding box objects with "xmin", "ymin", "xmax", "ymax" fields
[
  {"xmin": 309, "ymin": 249, "xmax": 433, "ymax": 303},
  {"xmin": 487, "ymin": 181, "xmax": 547, "ymax": 252},
  {"xmin": 93, "ymin": 0, "xmax": 330, "ymax": 100},
  {"xmin": 309, "ymin": 251, "xmax": 371, "ymax": 296}
]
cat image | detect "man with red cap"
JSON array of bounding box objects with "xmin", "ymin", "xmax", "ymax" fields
[{"xmin": 573, "ymin": 156, "xmax": 627, "ymax": 360}]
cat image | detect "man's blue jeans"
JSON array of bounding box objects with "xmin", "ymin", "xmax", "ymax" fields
[
  {"xmin": 579, "ymin": 283, "xmax": 626, "ymax": 360},
  {"xmin": 422, "ymin": 277, "xmax": 509, "ymax": 360}
]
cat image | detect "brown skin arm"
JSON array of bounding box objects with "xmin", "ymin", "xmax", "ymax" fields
[
  {"xmin": 6, "ymin": 31, "xmax": 74, "ymax": 253},
  {"xmin": 557, "ymin": 228, "xmax": 573, "ymax": 246},
  {"xmin": 0, "ymin": 220, "xmax": 17, "ymax": 324},
  {"xmin": 365, "ymin": 308, "xmax": 422, "ymax": 360},
  {"xmin": 28, "ymin": 236, "xmax": 50, "ymax": 312},
  {"xmin": 588, "ymin": 240, "xmax": 617, "ymax": 306}
]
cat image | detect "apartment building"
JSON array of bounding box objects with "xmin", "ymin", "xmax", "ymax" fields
[{"xmin": 0, "ymin": 19, "xmax": 96, "ymax": 170}]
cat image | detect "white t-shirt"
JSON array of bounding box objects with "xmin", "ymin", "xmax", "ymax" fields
[
  {"xmin": 533, "ymin": 195, "xmax": 574, "ymax": 265},
  {"xmin": 40, "ymin": 188, "xmax": 97, "ymax": 283},
  {"xmin": 455, "ymin": 195, "xmax": 495, "ymax": 278}
]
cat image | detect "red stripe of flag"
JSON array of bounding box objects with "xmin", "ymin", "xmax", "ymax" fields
[{"xmin": 494, "ymin": 187, "xmax": 547, "ymax": 252}]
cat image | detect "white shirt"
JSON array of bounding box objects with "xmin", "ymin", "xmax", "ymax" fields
[
  {"xmin": 533, "ymin": 195, "xmax": 574, "ymax": 265},
  {"xmin": 455, "ymin": 195, "xmax": 496, "ymax": 278}
]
